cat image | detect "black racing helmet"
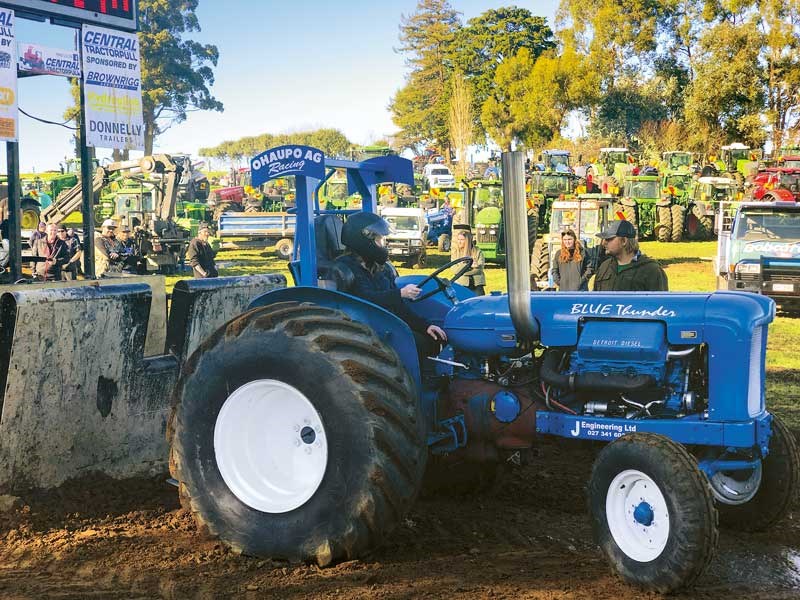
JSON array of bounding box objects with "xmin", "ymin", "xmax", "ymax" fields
[{"xmin": 341, "ymin": 211, "xmax": 392, "ymax": 265}]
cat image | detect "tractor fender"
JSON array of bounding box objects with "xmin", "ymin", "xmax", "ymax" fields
[
  {"xmin": 762, "ymin": 188, "xmax": 794, "ymax": 202},
  {"xmin": 620, "ymin": 197, "xmax": 637, "ymax": 207},
  {"xmin": 248, "ymin": 286, "xmax": 422, "ymax": 393},
  {"xmin": 655, "ymin": 198, "xmax": 672, "ymax": 207}
]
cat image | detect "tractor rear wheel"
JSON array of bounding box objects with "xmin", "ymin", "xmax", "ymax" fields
[
  {"xmin": 655, "ymin": 206, "xmax": 672, "ymax": 243},
  {"xmin": 670, "ymin": 205, "xmax": 685, "ymax": 242},
  {"xmin": 612, "ymin": 202, "xmax": 638, "ymax": 230},
  {"xmin": 437, "ymin": 234, "xmax": 450, "ymax": 253},
  {"xmin": 274, "ymin": 237, "xmax": 293, "ymax": 260},
  {"xmin": 714, "ymin": 415, "xmax": 800, "ymax": 532},
  {"xmin": 529, "ymin": 239, "xmax": 549, "ymax": 286},
  {"xmin": 685, "ymin": 205, "xmax": 711, "ymax": 240},
  {"xmin": 168, "ymin": 301, "xmax": 426, "ymax": 565},
  {"xmin": 588, "ymin": 433, "xmax": 718, "ymax": 593},
  {"xmin": 527, "ymin": 209, "xmax": 539, "ymax": 250}
]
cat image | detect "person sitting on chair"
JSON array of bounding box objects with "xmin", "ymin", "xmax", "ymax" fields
[{"xmin": 335, "ymin": 212, "xmax": 447, "ymax": 356}]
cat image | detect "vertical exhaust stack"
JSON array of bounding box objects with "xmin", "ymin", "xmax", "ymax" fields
[{"xmin": 501, "ymin": 151, "xmax": 540, "ymax": 343}]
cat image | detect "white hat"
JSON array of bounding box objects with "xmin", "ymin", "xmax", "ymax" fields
[{"xmin": 101, "ymin": 219, "xmax": 117, "ymax": 228}]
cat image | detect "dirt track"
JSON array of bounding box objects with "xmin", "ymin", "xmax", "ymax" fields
[{"xmin": 1, "ymin": 438, "xmax": 798, "ymax": 599}]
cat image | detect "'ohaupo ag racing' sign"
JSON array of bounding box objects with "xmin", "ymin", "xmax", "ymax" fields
[{"xmin": 250, "ymin": 145, "xmax": 325, "ymax": 187}]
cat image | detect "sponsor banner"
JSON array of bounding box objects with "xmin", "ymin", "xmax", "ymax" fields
[
  {"xmin": 0, "ymin": 8, "xmax": 17, "ymax": 142},
  {"xmin": 250, "ymin": 145, "xmax": 325, "ymax": 187},
  {"xmin": 81, "ymin": 24, "xmax": 144, "ymax": 151},
  {"xmin": 18, "ymin": 43, "xmax": 81, "ymax": 78}
]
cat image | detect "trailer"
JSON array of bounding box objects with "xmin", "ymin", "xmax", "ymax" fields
[{"xmin": 216, "ymin": 211, "xmax": 296, "ymax": 259}]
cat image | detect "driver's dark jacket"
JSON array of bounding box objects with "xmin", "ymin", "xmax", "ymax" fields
[{"xmin": 335, "ymin": 253, "xmax": 430, "ymax": 333}]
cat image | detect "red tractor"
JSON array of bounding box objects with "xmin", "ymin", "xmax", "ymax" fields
[
  {"xmin": 21, "ymin": 46, "xmax": 44, "ymax": 70},
  {"xmin": 748, "ymin": 167, "xmax": 800, "ymax": 202}
]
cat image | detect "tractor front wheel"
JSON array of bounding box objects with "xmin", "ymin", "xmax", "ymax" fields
[
  {"xmin": 169, "ymin": 301, "xmax": 426, "ymax": 565},
  {"xmin": 685, "ymin": 205, "xmax": 711, "ymax": 240},
  {"xmin": 714, "ymin": 415, "xmax": 800, "ymax": 531},
  {"xmin": 588, "ymin": 433, "xmax": 718, "ymax": 593},
  {"xmin": 437, "ymin": 234, "xmax": 450, "ymax": 253}
]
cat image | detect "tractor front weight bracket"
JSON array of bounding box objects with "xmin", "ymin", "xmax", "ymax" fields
[{"xmin": 427, "ymin": 414, "xmax": 468, "ymax": 454}]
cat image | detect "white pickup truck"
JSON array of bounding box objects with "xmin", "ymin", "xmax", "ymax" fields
[
  {"xmin": 422, "ymin": 164, "xmax": 456, "ymax": 189},
  {"xmin": 380, "ymin": 206, "xmax": 428, "ymax": 268}
]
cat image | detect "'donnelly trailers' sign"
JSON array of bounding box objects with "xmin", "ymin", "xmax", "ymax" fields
[
  {"xmin": 81, "ymin": 23, "xmax": 144, "ymax": 151},
  {"xmin": 250, "ymin": 145, "xmax": 325, "ymax": 187}
]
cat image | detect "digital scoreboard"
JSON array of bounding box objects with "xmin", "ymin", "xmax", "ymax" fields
[{"xmin": 0, "ymin": 0, "xmax": 138, "ymax": 32}]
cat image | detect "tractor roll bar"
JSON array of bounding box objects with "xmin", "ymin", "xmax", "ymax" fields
[{"xmin": 502, "ymin": 151, "xmax": 539, "ymax": 343}]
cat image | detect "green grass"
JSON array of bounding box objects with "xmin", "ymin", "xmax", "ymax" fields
[{"xmin": 166, "ymin": 238, "xmax": 800, "ymax": 427}]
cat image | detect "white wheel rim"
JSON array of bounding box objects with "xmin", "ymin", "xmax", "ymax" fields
[
  {"xmin": 709, "ymin": 462, "xmax": 762, "ymax": 505},
  {"xmin": 214, "ymin": 379, "xmax": 327, "ymax": 513},
  {"xmin": 606, "ymin": 469, "xmax": 670, "ymax": 562}
]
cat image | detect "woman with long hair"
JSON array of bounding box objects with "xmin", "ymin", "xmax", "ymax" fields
[
  {"xmin": 450, "ymin": 224, "xmax": 486, "ymax": 295},
  {"xmin": 551, "ymin": 229, "xmax": 592, "ymax": 291}
]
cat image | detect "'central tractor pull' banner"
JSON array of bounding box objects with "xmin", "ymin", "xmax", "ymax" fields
[
  {"xmin": 0, "ymin": 8, "xmax": 18, "ymax": 142},
  {"xmin": 81, "ymin": 23, "xmax": 144, "ymax": 151}
]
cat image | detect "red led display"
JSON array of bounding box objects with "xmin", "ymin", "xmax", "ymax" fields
[{"xmin": 0, "ymin": 0, "xmax": 138, "ymax": 31}]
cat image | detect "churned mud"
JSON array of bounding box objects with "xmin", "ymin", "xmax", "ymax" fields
[{"xmin": 0, "ymin": 437, "xmax": 798, "ymax": 599}]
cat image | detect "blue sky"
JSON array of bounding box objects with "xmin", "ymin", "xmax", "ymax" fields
[{"xmin": 3, "ymin": 1, "xmax": 559, "ymax": 172}]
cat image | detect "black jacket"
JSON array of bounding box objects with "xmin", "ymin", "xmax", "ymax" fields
[
  {"xmin": 335, "ymin": 253, "xmax": 429, "ymax": 333},
  {"xmin": 186, "ymin": 237, "xmax": 218, "ymax": 278}
]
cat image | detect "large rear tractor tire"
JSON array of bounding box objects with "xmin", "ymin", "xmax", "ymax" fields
[
  {"xmin": 670, "ymin": 205, "xmax": 685, "ymax": 242},
  {"xmin": 713, "ymin": 415, "xmax": 800, "ymax": 532},
  {"xmin": 20, "ymin": 199, "xmax": 41, "ymax": 230},
  {"xmin": 612, "ymin": 202, "xmax": 638, "ymax": 230},
  {"xmin": 685, "ymin": 205, "xmax": 712, "ymax": 241},
  {"xmin": 588, "ymin": 433, "xmax": 718, "ymax": 593},
  {"xmin": 529, "ymin": 238, "xmax": 549, "ymax": 287},
  {"xmin": 168, "ymin": 301, "xmax": 426, "ymax": 565},
  {"xmin": 274, "ymin": 237, "xmax": 293, "ymax": 260},
  {"xmin": 655, "ymin": 206, "xmax": 672, "ymax": 243}
]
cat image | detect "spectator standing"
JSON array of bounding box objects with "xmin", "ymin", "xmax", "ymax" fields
[
  {"xmin": 450, "ymin": 224, "xmax": 486, "ymax": 295},
  {"xmin": 186, "ymin": 224, "xmax": 218, "ymax": 278},
  {"xmin": 593, "ymin": 221, "xmax": 668, "ymax": 291},
  {"xmin": 33, "ymin": 223, "xmax": 68, "ymax": 281},
  {"xmin": 95, "ymin": 219, "xmax": 123, "ymax": 278},
  {"xmin": 60, "ymin": 226, "xmax": 83, "ymax": 280},
  {"xmin": 552, "ymin": 229, "xmax": 592, "ymax": 291}
]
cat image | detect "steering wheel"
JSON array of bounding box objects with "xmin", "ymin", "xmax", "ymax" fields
[{"xmin": 412, "ymin": 256, "xmax": 473, "ymax": 302}]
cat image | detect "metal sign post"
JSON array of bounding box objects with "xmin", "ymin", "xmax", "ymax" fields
[
  {"xmin": 5, "ymin": 141, "xmax": 21, "ymax": 281},
  {"xmin": 77, "ymin": 38, "xmax": 94, "ymax": 278}
]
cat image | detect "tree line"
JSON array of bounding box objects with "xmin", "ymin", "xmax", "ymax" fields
[{"xmin": 392, "ymin": 0, "xmax": 800, "ymax": 162}]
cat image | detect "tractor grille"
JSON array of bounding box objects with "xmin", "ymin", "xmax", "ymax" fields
[{"xmin": 476, "ymin": 225, "xmax": 498, "ymax": 244}]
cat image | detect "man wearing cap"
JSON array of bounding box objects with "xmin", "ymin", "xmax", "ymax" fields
[
  {"xmin": 95, "ymin": 219, "xmax": 123, "ymax": 277},
  {"xmin": 186, "ymin": 225, "xmax": 218, "ymax": 278},
  {"xmin": 593, "ymin": 220, "xmax": 668, "ymax": 292}
]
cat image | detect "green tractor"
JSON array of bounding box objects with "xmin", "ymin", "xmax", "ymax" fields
[
  {"xmin": 587, "ymin": 147, "xmax": 635, "ymax": 196},
  {"xmin": 470, "ymin": 178, "xmax": 538, "ymax": 264},
  {"xmin": 618, "ymin": 174, "xmax": 667, "ymax": 240},
  {"xmin": 660, "ymin": 151, "xmax": 695, "ymax": 174},
  {"xmin": 529, "ymin": 194, "xmax": 616, "ymax": 288},
  {"xmin": 703, "ymin": 143, "xmax": 761, "ymax": 185},
  {"xmin": 685, "ymin": 176, "xmax": 741, "ymax": 240},
  {"xmin": 527, "ymin": 169, "xmax": 576, "ymax": 235}
]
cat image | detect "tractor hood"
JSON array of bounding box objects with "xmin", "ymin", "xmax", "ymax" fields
[{"xmin": 443, "ymin": 291, "xmax": 774, "ymax": 355}]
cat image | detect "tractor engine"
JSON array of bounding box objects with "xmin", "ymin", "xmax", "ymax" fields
[{"xmin": 539, "ymin": 320, "xmax": 705, "ymax": 419}]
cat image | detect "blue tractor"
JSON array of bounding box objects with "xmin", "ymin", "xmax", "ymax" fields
[{"xmin": 168, "ymin": 149, "xmax": 799, "ymax": 593}]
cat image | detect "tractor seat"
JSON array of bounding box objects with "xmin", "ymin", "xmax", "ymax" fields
[{"xmin": 315, "ymin": 214, "xmax": 352, "ymax": 290}]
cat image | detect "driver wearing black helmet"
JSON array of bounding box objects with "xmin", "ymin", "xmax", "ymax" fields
[{"xmin": 336, "ymin": 212, "xmax": 447, "ymax": 350}]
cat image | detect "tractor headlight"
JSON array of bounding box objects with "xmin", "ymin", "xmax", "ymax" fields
[{"xmin": 735, "ymin": 262, "xmax": 761, "ymax": 274}]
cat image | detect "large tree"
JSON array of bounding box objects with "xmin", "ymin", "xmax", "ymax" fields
[
  {"xmin": 390, "ymin": 0, "xmax": 462, "ymax": 156},
  {"xmin": 454, "ymin": 6, "xmax": 555, "ymax": 130},
  {"xmin": 138, "ymin": 0, "xmax": 223, "ymax": 154}
]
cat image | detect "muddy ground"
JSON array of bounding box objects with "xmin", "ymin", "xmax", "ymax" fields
[{"xmin": 0, "ymin": 437, "xmax": 798, "ymax": 600}]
